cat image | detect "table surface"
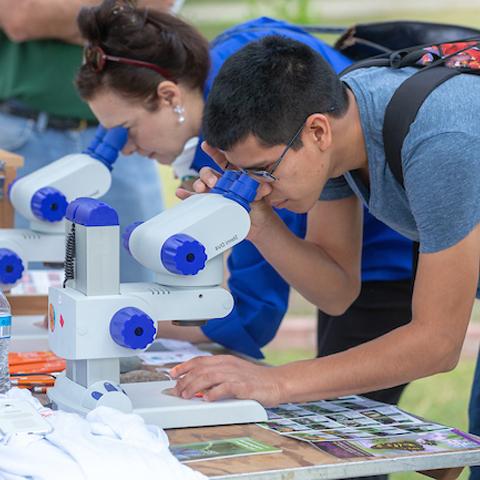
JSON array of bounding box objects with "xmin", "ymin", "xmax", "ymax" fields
[
  {"xmin": 19, "ymin": 327, "xmax": 478, "ymax": 480},
  {"xmin": 167, "ymin": 423, "xmax": 480, "ymax": 480}
]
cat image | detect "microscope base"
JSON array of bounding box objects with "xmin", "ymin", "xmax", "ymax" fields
[
  {"xmin": 122, "ymin": 380, "xmax": 268, "ymax": 428},
  {"xmin": 48, "ymin": 376, "xmax": 268, "ymax": 429}
]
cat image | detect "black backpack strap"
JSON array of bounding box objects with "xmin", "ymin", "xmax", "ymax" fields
[
  {"xmin": 382, "ymin": 66, "xmax": 461, "ymax": 187},
  {"xmin": 339, "ymin": 41, "xmax": 452, "ymax": 77}
]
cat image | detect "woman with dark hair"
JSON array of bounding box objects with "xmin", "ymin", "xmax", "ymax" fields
[
  {"xmin": 77, "ymin": 0, "xmax": 210, "ymax": 168},
  {"xmin": 75, "ymin": 2, "xmax": 413, "ymax": 434}
]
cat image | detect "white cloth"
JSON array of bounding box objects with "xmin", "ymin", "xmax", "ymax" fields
[{"xmin": 0, "ymin": 388, "xmax": 206, "ymax": 480}]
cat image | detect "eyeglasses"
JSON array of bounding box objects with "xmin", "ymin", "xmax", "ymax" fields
[
  {"xmin": 84, "ymin": 45, "xmax": 175, "ymax": 81},
  {"xmin": 227, "ymin": 108, "xmax": 335, "ymax": 183}
]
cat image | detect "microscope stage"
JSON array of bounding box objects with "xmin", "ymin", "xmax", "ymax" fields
[{"xmin": 122, "ymin": 380, "xmax": 268, "ymax": 429}]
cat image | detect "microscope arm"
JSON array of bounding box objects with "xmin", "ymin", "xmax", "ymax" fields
[
  {"xmin": 8, "ymin": 126, "xmax": 127, "ymax": 226},
  {"xmin": 126, "ymin": 171, "xmax": 258, "ymax": 287}
]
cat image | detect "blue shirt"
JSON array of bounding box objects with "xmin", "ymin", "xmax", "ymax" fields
[
  {"xmin": 193, "ymin": 18, "xmax": 413, "ymax": 358},
  {"xmin": 323, "ymin": 66, "xmax": 480, "ymax": 297}
]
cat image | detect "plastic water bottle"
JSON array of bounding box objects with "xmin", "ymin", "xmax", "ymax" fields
[{"xmin": 0, "ymin": 291, "xmax": 11, "ymax": 393}]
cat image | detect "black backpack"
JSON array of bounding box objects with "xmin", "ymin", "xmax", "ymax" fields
[
  {"xmin": 335, "ymin": 21, "xmax": 480, "ymax": 187},
  {"xmin": 303, "ymin": 21, "xmax": 480, "ymax": 268}
]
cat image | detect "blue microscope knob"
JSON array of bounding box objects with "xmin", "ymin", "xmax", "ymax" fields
[
  {"xmin": 0, "ymin": 248, "xmax": 24, "ymax": 285},
  {"xmin": 31, "ymin": 186, "xmax": 68, "ymax": 222},
  {"xmin": 110, "ymin": 307, "xmax": 156, "ymax": 350},
  {"xmin": 161, "ymin": 233, "xmax": 207, "ymax": 275}
]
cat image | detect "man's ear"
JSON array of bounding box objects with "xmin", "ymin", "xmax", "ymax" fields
[
  {"xmin": 156, "ymin": 80, "xmax": 182, "ymax": 107},
  {"xmin": 305, "ymin": 113, "xmax": 332, "ymax": 152}
]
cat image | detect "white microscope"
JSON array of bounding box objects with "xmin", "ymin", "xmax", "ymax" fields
[
  {"xmin": 0, "ymin": 126, "xmax": 127, "ymax": 290},
  {"xmin": 47, "ymin": 171, "xmax": 268, "ymax": 429}
]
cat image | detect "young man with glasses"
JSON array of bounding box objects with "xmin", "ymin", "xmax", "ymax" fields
[{"xmin": 171, "ymin": 35, "xmax": 480, "ymax": 426}]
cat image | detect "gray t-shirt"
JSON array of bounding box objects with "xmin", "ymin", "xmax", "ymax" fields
[{"xmin": 320, "ymin": 67, "xmax": 480, "ymax": 296}]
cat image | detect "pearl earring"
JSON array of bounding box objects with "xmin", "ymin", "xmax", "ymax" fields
[{"xmin": 173, "ymin": 105, "xmax": 185, "ymax": 124}]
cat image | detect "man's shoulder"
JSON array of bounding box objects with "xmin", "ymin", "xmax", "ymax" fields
[
  {"xmin": 342, "ymin": 66, "xmax": 416, "ymax": 102},
  {"xmin": 403, "ymin": 73, "xmax": 480, "ymax": 161},
  {"xmin": 344, "ymin": 66, "xmax": 480, "ymax": 119},
  {"xmin": 343, "ymin": 66, "xmax": 480, "ymax": 160}
]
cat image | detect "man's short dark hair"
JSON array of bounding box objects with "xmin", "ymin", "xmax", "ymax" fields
[{"xmin": 203, "ymin": 35, "xmax": 349, "ymax": 151}]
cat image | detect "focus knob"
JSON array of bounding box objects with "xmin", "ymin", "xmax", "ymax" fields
[
  {"xmin": 31, "ymin": 186, "xmax": 68, "ymax": 222},
  {"xmin": 161, "ymin": 233, "xmax": 207, "ymax": 275},
  {"xmin": 0, "ymin": 248, "xmax": 24, "ymax": 285},
  {"xmin": 110, "ymin": 307, "xmax": 156, "ymax": 350}
]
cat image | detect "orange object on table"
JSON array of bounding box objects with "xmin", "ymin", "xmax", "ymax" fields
[
  {"xmin": 8, "ymin": 351, "xmax": 66, "ymax": 374},
  {"xmin": 11, "ymin": 375, "xmax": 55, "ymax": 386},
  {"xmin": 9, "ymin": 351, "xmax": 60, "ymax": 366},
  {"xmin": 9, "ymin": 360, "xmax": 66, "ymax": 375}
]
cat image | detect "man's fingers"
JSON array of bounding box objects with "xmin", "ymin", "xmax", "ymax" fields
[
  {"xmin": 201, "ymin": 142, "xmax": 228, "ymax": 169},
  {"xmin": 171, "ymin": 356, "xmax": 241, "ymax": 399},
  {"xmin": 175, "ymin": 167, "xmax": 221, "ymax": 199},
  {"xmin": 173, "ymin": 369, "xmax": 226, "ymax": 399},
  {"xmin": 175, "ymin": 187, "xmax": 195, "ymax": 200},
  {"xmin": 198, "ymin": 167, "xmax": 221, "ymax": 189},
  {"xmin": 170, "ymin": 355, "xmax": 227, "ymax": 378},
  {"xmin": 192, "ymin": 178, "xmax": 209, "ymax": 193},
  {"xmin": 170, "ymin": 358, "xmax": 198, "ymax": 378},
  {"xmin": 254, "ymin": 183, "xmax": 273, "ymax": 202},
  {"xmin": 203, "ymin": 382, "xmax": 243, "ymax": 402}
]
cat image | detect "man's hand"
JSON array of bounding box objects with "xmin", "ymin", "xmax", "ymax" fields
[
  {"xmin": 176, "ymin": 166, "xmax": 278, "ymax": 243},
  {"xmin": 177, "ymin": 142, "xmax": 280, "ymax": 243},
  {"xmin": 170, "ymin": 355, "xmax": 285, "ymax": 407},
  {"xmin": 175, "ymin": 166, "xmax": 221, "ymax": 200},
  {"xmin": 201, "ymin": 142, "xmax": 229, "ymax": 170},
  {"xmin": 176, "ymin": 142, "xmax": 230, "ymax": 198}
]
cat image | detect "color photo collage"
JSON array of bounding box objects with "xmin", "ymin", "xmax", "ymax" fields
[{"xmin": 258, "ymin": 395, "xmax": 480, "ymax": 458}]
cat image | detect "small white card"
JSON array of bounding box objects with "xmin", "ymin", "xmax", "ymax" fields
[{"xmin": 0, "ymin": 398, "xmax": 52, "ymax": 435}]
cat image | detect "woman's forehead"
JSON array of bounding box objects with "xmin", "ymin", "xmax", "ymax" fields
[{"xmin": 88, "ymin": 91, "xmax": 139, "ymax": 128}]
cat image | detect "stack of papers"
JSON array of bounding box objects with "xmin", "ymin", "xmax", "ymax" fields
[{"xmin": 258, "ymin": 395, "xmax": 480, "ymax": 458}]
